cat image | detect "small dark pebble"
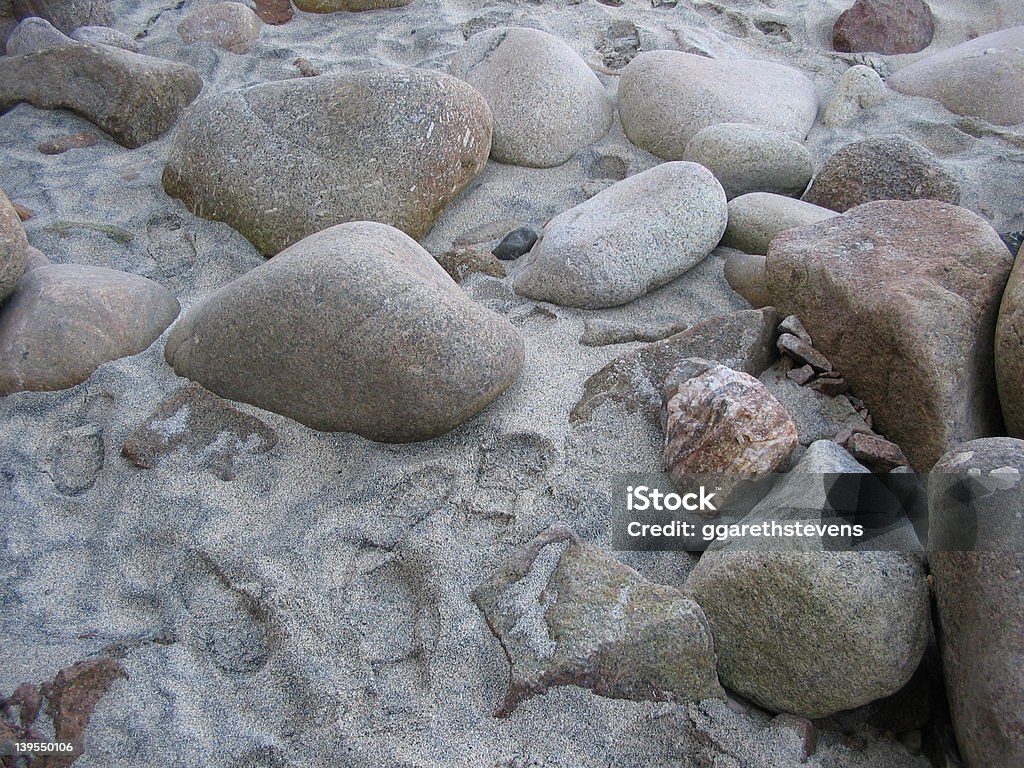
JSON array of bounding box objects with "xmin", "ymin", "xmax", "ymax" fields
[
  {"xmin": 1001, "ymin": 231, "xmax": 1023, "ymax": 257},
  {"xmin": 493, "ymin": 226, "xmax": 540, "ymax": 261}
]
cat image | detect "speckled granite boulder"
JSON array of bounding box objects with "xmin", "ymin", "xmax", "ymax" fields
[{"xmin": 0, "ymin": 189, "xmax": 27, "ymax": 304}]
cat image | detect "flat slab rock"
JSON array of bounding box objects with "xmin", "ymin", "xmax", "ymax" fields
[
  {"xmin": 472, "ymin": 524, "xmax": 724, "ymax": 716},
  {"xmin": 122, "ymin": 383, "xmax": 278, "ymax": 481}
]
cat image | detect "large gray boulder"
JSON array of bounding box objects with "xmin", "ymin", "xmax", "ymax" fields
[
  {"xmin": 163, "ymin": 221, "xmax": 523, "ymax": 442},
  {"xmin": 929, "ymin": 439, "xmax": 1024, "ymax": 768},
  {"xmin": 0, "ymin": 188, "xmax": 27, "ymax": 304},
  {"xmin": 513, "ymin": 162, "xmax": 727, "ymax": 308},
  {"xmin": 5, "ymin": 15, "xmax": 71, "ymax": 54},
  {"xmin": 0, "ymin": 41, "xmax": 202, "ymax": 148},
  {"xmin": 995, "ymin": 251, "xmax": 1024, "ymax": 436},
  {"xmin": 618, "ymin": 50, "xmax": 819, "ymax": 160},
  {"xmin": 449, "ymin": 27, "xmax": 613, "ymax": 168},
  {"xmin": 723, "ymin": 193, "xmax": 837, "ymax": 256},
  {"xmin": 888, "ymin": 26, "xmax": 1024, "ymax": 126},
  {"xmin": 163, "ymin": 68, "xmax": 492, "ymax": 256},
  {"xmin": 177, "ymin": 2, "xmax": 261, "ymax": 54},
  {"xmin": 473, "ymin": 524, "xmax": 724, "ymax": 716},
  {"xmin": 12, "ymin": 0, "xmax": 108, "ymax": 33},
  {"xmin": 686, "ymin": 440, "xmax": 931, "ymax": 718},
  {"xmin": 766, "ymin": 200, "xmax": 1013, "ymax": 470},
  {"xmin": 0, "ymin": 265, "xmax": 180, "ymax": 395}
]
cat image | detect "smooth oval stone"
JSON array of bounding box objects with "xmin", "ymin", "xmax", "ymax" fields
[
  {"xmin": 723, "ymin": 193, "xmax": 838, "ymax": 256},
  {"xmin": 0, "ymin": 189, "xmax": 28, "ymax": 303},
  {"xmin": 177, "ymin": 2, "xmax": 261, "ymax": 54}
]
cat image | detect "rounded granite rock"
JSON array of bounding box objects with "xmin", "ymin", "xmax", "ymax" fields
[
  {"xmin": 449, "ymin": 27, "xmax": 613, "ymax": 168},
  {"xmin": 162, "ymin": 68, "xmax": 492, "ymax": 256},
  {"xmin": 5, "ymin": 15, "xmax": 72, "ymax": 54},
  {"xmin": 163, "ymin": 221, "xmax": 524, "ymax": 442},
  {"xmin": 177, "ymin": 2, "xmax": 261, "ymax": 54},
  {"xmin": 683, "ymin": 122, "xmax": 813, "ymax": 200},
  {"xmin": 513, "ymin": 162, "xmax": 728, "ymax": 308},
  {"xmin": 618, "ymin": 49, "xmax": 819, "ymax": 160},
  {"xmin": 995, "ymin": 249, "xmax": 1024, "ymax": 436},
  {"xmin": 723, "ymin": 192, "xmax": 838, "ymax": 256},
  {"xmin": 70, "ymin": 24, "xmax": 140, "ymax": 51},
  {"xmin": 0, "ymin": 189, "xmax": 28, "ymax": 304}
]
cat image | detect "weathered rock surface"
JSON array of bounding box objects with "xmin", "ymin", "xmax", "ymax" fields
[
  {"xmin": 580, "ymin": 318, "xmax": 690, "ymax": 347},
  {"xmin": 833, "ymin": 0, "xmax": 934, "ymax": 55},
  {"xmin": 572, "ymin": 307, "xmax": 779, "ymax": 423},
  {"xmin": 663, "ymin": 359, "xmax": 797, "ymax": 489},
  {"xmin": 804, "ymin": 135, "xmax": 960, "ymax": 212},
  {"xmin": 433, "ymin": 246, "xmax": 506, "ymax": 282},
  {"xmin": 163, "ymin": 68, "xmax": 491, "ymax": 256},
  {"xmin": 5, "ymin": 14, "xmax": 70, "ymax": 53},
  {"xmin": 821, "ymin": 64, "xmax": 888, "ymax": 128},
  {"xmin": 449, "ymin": 27, "xmax": 613, "ymax": 168},
  {"xmin": 723, "ymin": 249, "xmax": 769, "ymax": 308},
  {"xmin": 513, "ymin": 162, "xmax": 727, "ymax": 308},
  {"xmin": 163, "ymin": 222, "xmax": 523, "ymax": 441},
  {"xmin": 994, "ymin": 251, "xmax": 1024, "ymax": 436},
  {"xmin": 292, "ymin": 0, "xmax": 412, "ymax": 11},
  {"xmin": 766, "ymin": 200, "xmax": 1012, "ymax": 469},
  {"xmin": 723, "ymin": 193, "xmax": 837, "ymax": 256},
  {"xmin": 0, "ymin": 41, "xmax": 203, "ymax": 148},
  {"xmin": 683, "ymin": 123, "xmax": 813, "ymax": 200},
  {"xmin": 847, "ymin": 432, "xmax": 909, "ymax": 472},
  {"xmin": 12, "ymin": 0, "xmax": 109, "ymax": 33},
  {"xmin": 178, "ymin": 2, "xmax": 261, "ymax": 54},
  {"xmin": 930, "ymin": 439, "xmax": 1024, "ymax": 768},
  {"xmin": 0, "ymin": 188, "xmax": 27, "ymax": 304},
  {"xmin": 686, "ymin": 440, "xmax": 931, "ymax": 717},
  {"xmin": 618, "ymin": 50, "xmax": 819, "ymax": 160},
  {"xmin": 473, "ymin": 524, "xmax": 725, "ymax": 716},
  {"xmin": 122, "ymin": 383, "xmax": 278, "ymax": 481},
  {"xmin": 888, "ymin": 26, "xmax": 1024, "ymax": 126},
  {"xmin": 0, "ymin": 265, "xmax": 180, "ymax": 395},
  {"xmin": 70, "ymin": 24, "xmax": 139, "ymax": 51},
  {"xmin": 758, "ymin": 360, "xmax": 869, "ymax": 445}
]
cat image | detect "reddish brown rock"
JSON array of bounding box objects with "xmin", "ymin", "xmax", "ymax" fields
[
  {"xmin": 833, "ymin": 0, "xmax": 934, "ymax": 55},
  {"xmin": 38, "ymin": 130, "xmax": 98, "ymax": 154},
  {"xmin": 769, "ymin": 714, "xmax": 818, "ymax": 761},
  {"xmin": 777, "ymin": 333, "xmax": 832, "ymax": 372},
  {"xmin": 433, "ymin": 246, "xmax": 506, "ymax": 282},
  {"xmin": 663, "ymin": 359, "xmax": 798, "ymax": 492},
  {"xmin": 847, "ymin": 431, "xmax": 910, "ymax": 471},
  {"xmin": 254, "ymin": 0, "xmax": 293, "ymax": 24},
  {"xmin": 807, "ymin": 374, "xmax": 848, "ymax": 397},
  {"xmin": 787, "ymin": 364, "xmax": 815, "ymax": 386},
  {"xmin": 767, "ymin": 200, "xmax": 1013, "ymax": 470}
]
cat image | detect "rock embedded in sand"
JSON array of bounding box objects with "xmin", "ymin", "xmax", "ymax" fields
[
  {"xmin": 618, "ymin": 50, "xmax": 819, "ymax": 160},
  {"xmin": 722, "ymin": 193, "xmax": 837, "ymax": 256},
  {"xmin": 163, "ymin": 68, "xmax": 491, "ymax": 256},
  {"xmin": 70, "ymin": 24, "xmax": 139, "ymax": 51},
  {"xmin": 821, "ymin": 64, "xmax": 888, "ymax": 128},
  {"xmin": 686, "ymin": 440, "xmax": 931, "ymax": 718},
  {"xmin": 163, "ymin": 221, "xmax": 523, "ymax": 442},
  {"xmin": 572, "ymin": 307, "xmax": 780, "ymax": 423},
  {"xmin": 0, "ymin": 264, "xmax": 180, "ymax": 395},
  {"xmin": 5, "ymin": 15, "xmax": 71, "ymax": 53},
  {"xmin": 38, "ymin": 130, "xmax": 98, "ymax": 154},
  {"xmin": 432, "ymin": 245, "xmax": 506, "ymax": 282},
  {"xmin": 803, "ymin": 135, "xmax": 959, "ymax": 213},
  {"xmin": 766, "ymin": 200, "xmax": 1013, "ymax": 470},
  {"xmin": 473, "ymin": 524, "xmax": 725, "ymax": 716},
  {"xmin": 995, "ymin": 250, "xmax": 1024, "ymax": 436},
  {"xmin": 0, "ymin": 41, "xmax": 203, "ymax": 148},
  {"xmin": 929, "ymin": 438, "xmax": 1024, "ymax": 768},
  {"xmin": 0, "ymin": 189, "xmax": 28, "ymax": 304},
  {"xmin": 682, "ymin": 123, "xmax": 813, "ymax": 200},
  {"xmin": 492, "ymin": 225, "xmax": 539, "ymax": 261},
  {"xmin": 292, "ymin": 0, "xmax": 412, "ymax": 11},
  {"xmin": 723, "ymin": 249, "xmax": 769, "ymax": 308},
  {"xmin": 449, "ymin": 27, "xmax": 613, "ymax": 168},
  {"xmin": 832, "ymin": 0, "xmax": 934, "ymax": 55},
  {"xmin": 178, "ymin": 2, "xmax": 261, "ymax": 54},
  {"xmin": 513, "ymin": 162, "xmax": 727, "ymax": 308},
  {"xmin": 12, "ymin": 0, "xmax": 109, "ymax": 33},
  {"xmin": 887, "ymin": 26, "xmax": 1024, "ymax": 126},
  {"xmin": 662, "ymin": 359, "xmax": 798, "ymax": 493}
]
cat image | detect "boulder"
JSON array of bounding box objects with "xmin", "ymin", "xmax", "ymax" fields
[
  {"xmin": 292, "ymin": 0, "xmax": 412, "ymax": 11},
  {"xmin": 0, "ymin": 188, "xmax": 28, "ymax": 304},
  {"xmin": 723, "ymin": 193, "xmax": 837, "ymax": 256},
  {"xmin": 929, "ymin": 439, "xmax": 1024, "ymax": 768},
  {"xmin": 663, "ymin": 359, "xmax": 798, "ymax": 496},
  {"xmin": 449, "ymin": 27, "xmax": 613, "ymax": 168},
  {"xmin": 513, "ymin": 162, "xmax": 727, "ymax": 308},
  {"xmin": 5, "ymin": 15, "xmax": 70, "ymax": 54},
  {"xmin": 821, "ymin": 64, "xmax": 888, "ymax": 128},
  {"xmin": 804, "ymin": 135, "xmax": 959, "ymax": 212},
  {"xmin": 618, "ymin": 50, "xmax": 819, "ymax": 160},
  {"xmin": 163, "ymin": 221, "xmax": 523, "ymax": 442},
  {"xmin": 0, "ymin": 265, "xmax": 180, "ymax": 395},
  {"xmin": 163, "ymin": 68, "xmax": 491, "ymax": 256},
  {"xmin": 473, "ymin": 524, "xmax": 725, "ymax": 716},
  {"xmin": 12, "ymin": 0, "xmax": 108, "ymax": 33},
  {"xmin": 686, "ymin": 440, "xmax": 931, "ymax": 718},
  {"xmin": 683, "ymin": 123, "xmax": 813, "ymax": 199},
  {"xmin": 888, "ymin": 26, "xmax": 1024, "ymax": 126},
  {"xmin": 833, "ymin": 0, "xmax": 934, "ymax": 55},
  {"xmin": 994, "ymin": 251, "xmax": 1024, "ymax": 436},
  {"xmin": 572, "ymin": 307, "xmax": 780, "ymax": 423},
  {"xmin": 723, "ymin": 249, "xmax": 769, "ymax": 308},
  {"xmin": 766, "ymin": 200, "xmax": 1013, "ymax": 469},
  {"xmin": 177, "ymin": 2, "xmax": 261, "ymax": 54},
  {"xmin": 0, "ymin": 42, "xmax": 202, "ymax": 148},
  {"xmin": 70, "ymin": 25, "xmax": 139, "ymax": 52}
]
